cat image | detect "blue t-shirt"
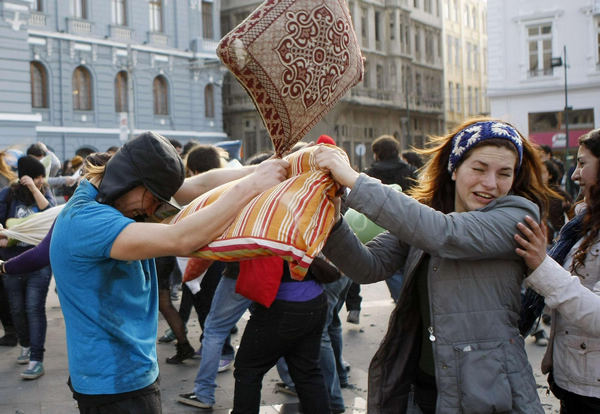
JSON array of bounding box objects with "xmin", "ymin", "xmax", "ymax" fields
[{"xmin": 49, "ymin": 180, "xmax": 159, "ymax": 395}]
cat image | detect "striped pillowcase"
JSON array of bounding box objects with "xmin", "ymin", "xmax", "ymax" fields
[{"xmin": 171, "ymin": 144, "xmax": 345, "ymax": 280}]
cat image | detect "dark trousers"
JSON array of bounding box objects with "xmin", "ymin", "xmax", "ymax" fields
[
  {"xmin": 232, "ymin": 293, "xmax": 329, "ymax": 414},
  {"xmin": 345, "ymin": 282, "xmax": 362, "ymax": 311},
  {"xmin": 0, "ymin": 277, "xmax": 14, "ymax": 334},
  {"xmin": 72, "ymin": 379, "xmax": 162, "ymax": 414},
  {"xmin": 2, "ymin": 266, "xmax": 52, "ymax": 361}
]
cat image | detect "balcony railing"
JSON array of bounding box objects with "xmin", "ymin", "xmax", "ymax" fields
[
  {"xmin": 110, "ymin": 25, "xmax": 133, "ymax": 41},
  {"xmin": 67, "ymin": 18, "xmax": 92, "ymax": 34},
  {"xmin": 148, "ymin": 32, "xmax": 168, "ymax": 46},
  {"xmin": 29, "ymin": 12, "xmax": 46, "ymax": 27}
]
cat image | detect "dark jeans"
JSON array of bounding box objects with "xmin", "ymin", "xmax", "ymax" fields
[
  {"xmin": 2, "ymin": 266, "xmax": 52, "ymax": 361},
  {"xmin": 345, "ymin": 282, "xmax": 362, "ymax": 311},
  {"xmin": 550, "ymin": 373, "xmax": 600, "ymax": 413},
  {"xmin": 0, "ymin": 276, "xmax": 14, "ymax": 334},
  {"xmin": 72, "ymin": 378, "xmax": 162, "ymax": 414},
  {"xmin": 233, "ymin": 293, "xmax": 329, "ymax": 414}
]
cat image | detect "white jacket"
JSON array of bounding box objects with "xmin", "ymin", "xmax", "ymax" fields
[{"xmin": 525, "ymin": 244, "xmax": 600, "ymax": 397}]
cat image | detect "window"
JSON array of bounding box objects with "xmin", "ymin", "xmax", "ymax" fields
[
  {"xmin": 34, "ymin": 0, "xmax": 43, "ymax": 12},
  {"xmin": 30, "ymin": 61, "xmax": 48, "ymax": 108},
  {"xmin": 413, "ymin": 0, "xmax": 419, "ymax": 8},
  {"xmin": 466, "ymin": 42, "xmax": 471, "ymax": 70},
  {"xmin": 375, "ymin": 11, "xmax": 382, "ymax": 47},
  {"xmin": 447, "ymin": 35, "xmax": 452, "ymax": 64},
  {"xmin": 205, "ymin": 84, "xmax": 214, "ymax": 118},
  {"xmin": 447, "ymin": 0, "xmax": 452, "ymax": 20},
  {"xmin": 454, "ymin": 38, "xmax": 460, "ymax": 67},
  {"xmin": 528, "ymin": 23, "xmax": 553, "ymax": 77},
  {"xmin": 424, "ymin": 0, "xmax": 432, "ymax": 13},
  {"xmin": 456, "ymin": 83, "xmax": 461, "ymax": 113},
  {"xmin": 114, "ymin": 71, "xmax": 128, "ymax": 113},
  {"xmin": 360, "ymin": 8, "xmax": 367, "ymax": 45},
  {"xmin": 596, "ymin": 18, "xmax": 600, "ymax": 67},
  {"xmin": 376, "ymin": 64, "xmax": 384, "ymax": 89},
  {"xmin": 72, "ymin": 66, "xmax": 92, "ymax": 110},
  {"xmin": 111, "ymin": 0, "xmax": 127, "ymax": 25},
  {"xmin": 448, "ymin": 81, "xmax": 454, "ymax": 111},
  {"xmin": 153, "ymin": 75, "xmax": 168, "ymax": 115},
  {"xmin": 149, "ymin": 0, "xmax": 163, "ymax": 32},
  {"xmin": 475, "ymin": 87, "xmax": 479, "ymax": 113},
  {"xmin": 472, "ymin": 6, "xmax": 477, "ymax": 30},
  {"xmin": 467, "ymin": 86, "xmax": 472, "ymax": 114},
  {"xmin": 389, "ymin": 12, "xmax": 395, "ymax": 40},
  {"xmin": 72, "ymin": 0, "xmax": 87, "ymax": 18},
  {"xmin": 464, "ymin": 5, "xmax": 469, "ymax": 27},
  {"xmin": 202, "ymin": 1, "xmax": 213, "ymax": 39},
  {"xmin": 473, "ymin": 45, "xmax": 479, "ymax": 71},
  {"xmin": 363, "ymin": 62, "xmax": 369, "ymax": 88}
]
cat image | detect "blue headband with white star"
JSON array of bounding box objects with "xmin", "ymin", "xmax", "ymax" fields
[{"xmin": 447, "ymin": 121, "xmax": 523, "ymax": 174}]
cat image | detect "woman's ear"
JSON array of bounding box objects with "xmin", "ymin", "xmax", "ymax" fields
[{"xmin": 451, "ymin": 170, "xmax": 457, "ymax": 181}]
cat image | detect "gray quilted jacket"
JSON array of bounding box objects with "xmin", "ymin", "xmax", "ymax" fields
[{"xmin": 323, "ymin": 174, "xmax": 544, "ymax": 414}]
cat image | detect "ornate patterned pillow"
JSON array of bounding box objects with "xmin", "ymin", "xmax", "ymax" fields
[
  {"xmin": 171, "ymin": 144, "xmax": 346, "ymax": 281},
  {"xmin": 217, "ymin": 0, "xmax": 363, "ymax": 156}
]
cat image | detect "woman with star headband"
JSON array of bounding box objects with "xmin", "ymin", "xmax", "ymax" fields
[{"xmin": 314, "ymin": 118, "xmax": 553, "ymax": 414}]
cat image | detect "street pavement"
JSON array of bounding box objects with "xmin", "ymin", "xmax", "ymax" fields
[{"xmin": 0, "ymin": 279, "xmax": 559, "ymax": 413}]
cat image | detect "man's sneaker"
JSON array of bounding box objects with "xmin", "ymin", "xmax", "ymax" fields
[
  {"xmin": 21, "ymin": 361, "xmax": 44, "ymax": 380},
  {"xmin": 0, "ymin": 332, "xmax": 17, "ymax": 347},
  {"xmin": 347, "ymin": 310, "xmax": 360, "ymax": 324},
  {"xmin": 274, "ymin": 382, "xmax": 297, "ymax": 397},
  {"xmin": 217, "ymin": 358, "xmax": 233, "ymax": 372},
  {"xmin": 177, "ymin": 392, "xmax": 213, "ymax": 409},
  {"xmin": 533, "ymin": 329, "xmax": 549, "ymax": 347},
  {"xmin": 166, "ymin": 342, "xmax": 195, "ymax": 364},
  {"xmin": 17, "ymin": 347, "xmax": 30, "ymax": 364},
  {"xmin": 158, "ymin": 328, "xmax": 176, "ymax": 343}
]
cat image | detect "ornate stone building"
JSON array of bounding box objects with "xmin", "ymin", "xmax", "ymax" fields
[
  {"xmin": 0, "ymin": 0, "xmax": 225, "ymax": 159},
  {"xmin": 442, "ymin": 0, "xmax": 489, "ymax": 132}
]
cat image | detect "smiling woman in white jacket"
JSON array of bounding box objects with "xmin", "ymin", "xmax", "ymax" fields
[{"xmin": 516, "ymin": 128, "xmax": 600, "ymax": 413}]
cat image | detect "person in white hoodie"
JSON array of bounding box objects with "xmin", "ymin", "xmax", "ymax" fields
[{"xmin": 515, "ymin": 128, "xmax": 600, "ymax": 412}]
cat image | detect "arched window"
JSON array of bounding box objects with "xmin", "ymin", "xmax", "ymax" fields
[
  {"xmin": 153, "ymin": 75, "xmax": 168, "ymax": 115},
  {"xmin": 204, "ymin": 84, "xmax": 215, "ymax": 118},
  {"xmin": 114, "ymin": 71, "xmax": 128, "ymax": 112},
  {"xmin": 30, "ymin": 61, "xmax": 48, "ymax": 108},
  {"xmin": 72, "ymin": 66, "xmax": 92, "ymax": 110}
]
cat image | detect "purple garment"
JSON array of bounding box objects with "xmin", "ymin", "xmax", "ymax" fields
[
  {"xmin": 4, "ymin": 222, "xmax": 53, "ymax": 274},
  {"xmin": 275, "ymin": 280, "xmax": 322, "ymax": 302}
]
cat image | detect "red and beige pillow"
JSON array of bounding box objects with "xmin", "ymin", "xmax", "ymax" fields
[{"xmin": 217, "ymin": 0, "xmax": 363, "ymax": 156}]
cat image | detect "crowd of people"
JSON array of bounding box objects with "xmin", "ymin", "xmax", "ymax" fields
[{"xmin": 0, "ymin": 119, "xmax": 597, "ymax": 413}]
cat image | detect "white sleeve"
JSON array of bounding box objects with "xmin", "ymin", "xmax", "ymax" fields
[{"xmin": 525, "ymin": 255, "xmax": 600, "ymax": 336}]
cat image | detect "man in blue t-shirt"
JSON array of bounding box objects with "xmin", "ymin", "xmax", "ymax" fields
[{"xmin": 49, "ymin": 132, "xmax": 288, "ymax": 413}]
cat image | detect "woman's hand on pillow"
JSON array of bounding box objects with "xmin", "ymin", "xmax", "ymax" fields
[{"xmin": 315, "ymin": 146, "xmax": 359, "ymax": 189}]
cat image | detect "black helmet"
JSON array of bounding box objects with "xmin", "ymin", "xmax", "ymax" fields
[{"xmin": 97, "ymin": 131, "xmax": 185, "ymax": 208}]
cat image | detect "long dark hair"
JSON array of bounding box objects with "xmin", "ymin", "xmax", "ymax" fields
[
  {"xmin": 572, "ymin": 128, "xmax": 600, "ymax": 272},
  {"xmin": 408, "ymin": 117, "xmax": 550, "ymax": 216}
]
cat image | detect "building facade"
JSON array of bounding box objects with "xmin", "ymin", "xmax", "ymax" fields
[
  {"xmin": 221, "ymin": 0, "xmax": 445, "ymax": 166},
  {"xmin": 0, "ymin": 0, "xmax": 225, "ymax": 160},
  {"xmin": 441, "ymin": 0, "xmax": 488, "ymax": 131},
  {"xmin": 488, "ymin": 0, "xmax": 600, "ymax": 162}
]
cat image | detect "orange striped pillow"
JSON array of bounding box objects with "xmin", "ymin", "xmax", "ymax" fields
[{"xmin": 171, "ymin": 144, "xmax": 345, "ymax": 280}]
